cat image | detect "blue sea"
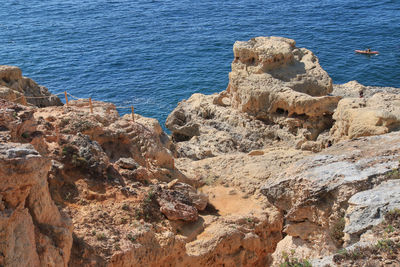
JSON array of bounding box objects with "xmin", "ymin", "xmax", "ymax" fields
[{"xmin": 1, "ymin": 0, "xmax": 399, "ymax": 126}]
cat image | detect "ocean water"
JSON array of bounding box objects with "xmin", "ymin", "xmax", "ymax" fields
[{"xmin": 0, "ymin": 0, "xmax": 399, "ymax": 126}]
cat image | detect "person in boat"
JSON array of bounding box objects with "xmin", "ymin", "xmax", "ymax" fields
[{"xmin": 366, "ymin": 48, "xmax": 371, "ymax": 53}]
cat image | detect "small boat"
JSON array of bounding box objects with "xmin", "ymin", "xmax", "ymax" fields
[{"xmin": 355, "ymin": 49, "xmax": 379, "ymax": 55}]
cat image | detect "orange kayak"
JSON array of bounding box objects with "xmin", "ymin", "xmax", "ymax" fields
[{"xmin": 355, "ymin": 50, "xmax": 379, "ymax": 55}]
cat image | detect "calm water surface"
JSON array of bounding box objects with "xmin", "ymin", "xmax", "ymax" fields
[{"xmin": 0, "ymin": 0, "xmax": 399, "ymax": 126}]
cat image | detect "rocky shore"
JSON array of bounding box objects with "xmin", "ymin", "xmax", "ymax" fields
[{"xmin": 0, "ymin": 37, "xmax": 399, "ymax": 266}]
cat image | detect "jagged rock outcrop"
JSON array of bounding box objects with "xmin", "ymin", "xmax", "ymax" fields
[
  {"xmin": 1, "ymin": 40, "xmax": 400, "ymax": 267},
  {"xmin": 33, "ymin": 99, "xmax": 177, "ymax": 181},
  {"xmin": 330, "ymin": 92, "xmax": 400, "ymax": 140},
  {"xmin": 0, "ymin": 65, "xmax": 62, "ymax": 107},
  {"xmin": 344, "ymin": 179, "xmax": 400, "ymax": 245},
  {"xmin": 332, "ymin": 80, "xmax": 400, "ymax": 98},
  {"xmin": 2, "ymin": 96, "xmax": 282, "ymax": 267},
  {"xmin": 260, "ymin": 131, "xmax": 400, "ymax": 265},
  {"xmin": 166, "ymin": 93, "xmax": 282, "ymax": 159},
  {"xmin": 167, "ymin": 37, "xmax": 341, "ymax": 159},
  {"xmin": 227, "ymin": 36, "xmax": 338, "ymax": 117},
  {"xmin": 0, "ymin": 143, "xmax": 72, "ymax": 267}
]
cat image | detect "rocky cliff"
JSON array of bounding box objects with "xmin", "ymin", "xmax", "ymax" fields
[
  {"xmin": 1, "ymin": 36, "xmax": 400, "ymax": 267},
  {"xmin": 0, "ymin": 95, "xmax": 281, "ymax": 266},
  {"xmin": 0, "ymin": 141, "xmax": 72, "ymax": 267},
  {"xmin": 167, "ymin": 36, "xmax": 400, "ymax": 266},
  {"xmin": 0, "ymin": 66, "xmax": 62, "ymax": 107}
]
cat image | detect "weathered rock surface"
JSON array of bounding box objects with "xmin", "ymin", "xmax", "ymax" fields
[
  {"xmin": 332, "ymin": 80, "xmax": 400, "ymax": 98},
  {"xmin": 175, "ymin": 146, "xmax": 310, "ymax": 193},
  {"xmin": 228, "ymin": 36, "xmax": 338, "ymax": 117},
  {"xmin": 0, "ymin": 65, "xmax": 62, "ymax": 107},
  {"xmin": 155, "ymin": 182, "xmax": 209, "ymax": 222},
  {"xmin": 33, "ymin": 99, "xmax": 177, "ymax": 181},
  {"xmin": 2, "ymin": 40, "xmax": 400, "ymax": 267},
  {"xmin": 105, "ymin": 195, "xmax": 282, "ymax": 267},
  {"xmin": 166, "ymin": 93, "xmax": 281, "ymax": 159},
  {"xmin": 330, "ymin": 92, "xmax": 400, "ymax": 140},
  {"xmin": 0, "ymin": 143, "xmax": 72, "ymax": 267},
  {"xmin": 261, "ymin": 131, "xmax": 400, "ymax": 265},
  {"xmin": 167, "ymin": 37, "xmax": 342, "ymax": 159},
  {"xmin": 344, "ymin": 179, "xmax": 400, "ymax": 244},
  {"xmin": 1, "ymin": 95, "xmax": 283, "ymax": 266}
]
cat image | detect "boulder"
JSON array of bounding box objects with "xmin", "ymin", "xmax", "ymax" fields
[
  {"xmin": 156, "ymin": 187, "xmax": 199, "ymax": 222},
  {"xmin": 168, "ymin": 182, "xmax": 208, "ymax": 211},
  {"xmin": 330, "ymin": 92, "xmax": 400, "ymax": 140},
  {"xmin": 155, "ymin": 182, "xmax": 208, "ymax": 221},
  {"xmin": 0, "ymin": 65, "xmax": 62, "ymax": 107}
]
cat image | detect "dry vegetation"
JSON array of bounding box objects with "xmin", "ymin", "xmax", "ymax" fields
[{"xmin": 333, "ymin": 209, "xmax": 400, "ymax": 266}]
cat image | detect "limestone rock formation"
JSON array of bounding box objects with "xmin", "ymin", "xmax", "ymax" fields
[
  {"xmin": 167, "ymin": 37, "xmax": 341, "ymax": 159},
  {"xmin": 0, "ymin": 98, "xmax": 185, "ymax": 266},
  {"xmin": 261, "ymin": 131, "xmax": 400, "ymax": 265},
  {"xmin": 2, "ymin": 40, "xmax": 400, "ymax": 267},
  {"xmin": 2, "ymin": 96, "xmax": 281, "ymax": 266},
  {"xmin": 0, "ymin": 143, "xmax": 72, "ymax": 267},
  {"xmin": 330, "ymin": 92, "xmax": 400, "ymax": 140},
  {"xmin": 332, "ymin": 80, "xmax": 400, "ymax": 98},
  {"xmin": 166, "ymin": 93, "xmax": 280, "ymax": 159},
  {"xmin": 344, "ymin": 179, "xmax": 400, "ymax": 245},
  {"xmin": 0, "ymin": 65, "xmax": 62, "ymax": 107},
  {"xmin": 228, "ymin": 36, "xmax": 338, "ymax": 117},
  {"xmin": 33, "ymin": 99, "xmax": 177, "ymax": 180}
]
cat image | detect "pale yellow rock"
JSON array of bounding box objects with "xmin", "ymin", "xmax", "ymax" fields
[
  {"xmin": 229, "ymin": 36, "xmax": 339, "ymax": 118},
  {"xmin": 331, "ymin": 92, "xmax": 400, "ymax": 140},
  {"xmin": 0, "ymin": 143, "xmax": 72, "ymax": 267},
  {"xmin": 0, "ymin": 65, "xmax": 61, "ymax": 107},
  {"xmin": 167, "ymin": 37, "xmax": 341, "ymax": 159}
]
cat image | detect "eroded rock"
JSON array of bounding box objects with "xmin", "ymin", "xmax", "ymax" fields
[
  {"xmin": 261, "ymin": 131, "xmax": 400, "ymax": 264},
  {"xmin": 167, "ymin": 37, "xmax": 341, "ymax": 159},
  {"xmin": 330, "ymin": 92, "xmax": 400, "ymax": 140},
  {"xmin": 155, "ymin": 182, "xmax": 208, "ymax": 221},
  {"xmin": 0, "ymin": 65, "xmax": 62, "ymax": 107},
  {"xmin": 0, "ymin": 143, "xmax": 72, "ymax": 267},
  {"xmin": 229, "ymin": 36, "xmax": 338, "ymax": 117},
  {"xmin": 344, "ymin": 179, "xmax": 400, "ymax": 244}
]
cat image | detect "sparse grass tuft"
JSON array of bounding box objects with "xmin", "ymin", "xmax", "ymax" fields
[
  {"xmin": 96, "ymin": 232, "xmax": 106, "ymax": 241},
  {"xmin": 280, "ymin": 251, "xmax": 312, "ymax": 267},
  {"xmin": 330, "ymin": 217, "xmax": 345, "ymax": 246},
  {"xmin": 127, "ymin": 233, "xmax": 136, "ymax": 243},
  {"xmin": 333, "ymin": 208, "xmax": 400, "ymax": 265},
  {"xmin": 375, "ymin": 239, "xmax": 397, "ymax": 253}
]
